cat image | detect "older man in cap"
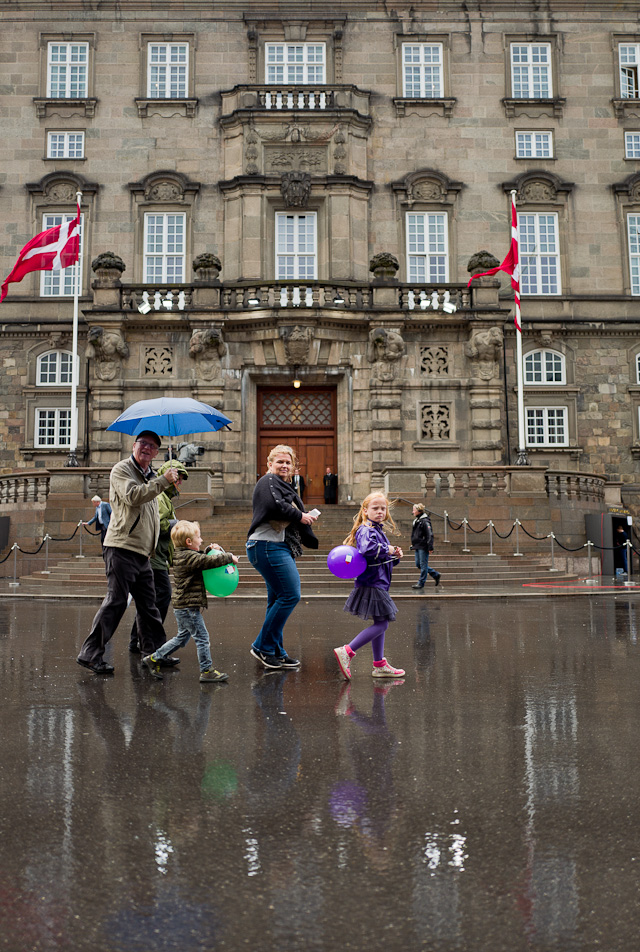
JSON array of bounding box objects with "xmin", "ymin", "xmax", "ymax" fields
[{"xmin": 77, "ymin": 430, "xmax": 181, "ymax": 675}]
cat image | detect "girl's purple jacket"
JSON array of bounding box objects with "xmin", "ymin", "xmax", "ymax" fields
[{"xmin": 353, "ymin": 523, "xmax": 399, "ymax": 591}]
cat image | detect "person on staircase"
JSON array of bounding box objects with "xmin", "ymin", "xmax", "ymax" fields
[{"xmin": 410, "ymin": 504, "xmax": 441, "ymax": 590}]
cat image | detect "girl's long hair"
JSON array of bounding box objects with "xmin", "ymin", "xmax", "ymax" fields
[{"xmin": 343, "ymin": 492, "xmax": 399, "ymax": 546}]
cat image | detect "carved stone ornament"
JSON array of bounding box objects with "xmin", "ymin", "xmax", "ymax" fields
[
  {"xmin": 45, "ymin": 182, "xmax": 76, "ymax": 203},
  {"xmin": 520, "ymin": 180, "xmax": 556, "ymax": 203},
  {"xmin": 411, "ymin": 180, "xmax": 444, "ymax": 202},
  {"xmin": 465, "ymin": 326, "xmax": 503, "ymax": 381},
  {"xmin": 86, "ymin": 326, "xmax": 129, "ymax": 382},
  {"xmin": 282, "ymin": 325, "xmax": 313, "ymax": 365},
  {"xmin": 369, "ymin": 252, "xmax": 400, "ymax": 279},
  {"xmin": 189, "ymin": 327, "xmax": 227, "ymax": 381},
  {"xmin": 467, "ymin": 250, "xmax": 500, "ymax": 277},
  {"xmin": 92, "ymin": 252, "xmax": 126, "ymax": 274},
  {"xmin": 368, "ymin": 327, "xmax": 405, "ymax": 381},
  {"xmin": 280, "ymin": 171, "xmax": 311, "ymax": 208},
  {"xmin": 193, "ymin": 253, "xmax": 221, "ymax": 281},
  {"xmin": 145, "ymin": 181, "xmax": 182, "ymax": 202}
]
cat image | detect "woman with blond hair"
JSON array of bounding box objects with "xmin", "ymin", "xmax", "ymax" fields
[{"xmin": 246, "ymin": 444, "xmax": 319, "ymax": 670}]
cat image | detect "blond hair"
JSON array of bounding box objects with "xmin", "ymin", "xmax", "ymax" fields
[
  {"xmin": 266, "ymin": 443, "xmax": 298, "ymax": 469},
  {"xmin": 171, "ymin": 519, "xmax": 200, "ymax": 548},
  {"xmin": 343, "ymin": 492, "xmax": 399, "ymax": 546}
]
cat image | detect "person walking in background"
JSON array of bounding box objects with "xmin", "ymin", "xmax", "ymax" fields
[
  {"xmin": 246, "ymin": 444, "xmax": 319, "ymax": 670},
  {"xmin": 292, "ymin": 466, "xmax": 305, "ymax": 502},
  {"xmin": 83, "ymin": 495, "xmax": 112, "ymax": 550},
  {"xmin": 323, "ymin": 466, "xmax": 338, "ymax": 504},
  {"xmin": 410, "ymin": 504, "xmax": 441, "ymax": 590},
  {"xmin": 615, "ymin": 524, "xmax": 630, "ymax": 576},
  {"xmin": 333, "ymin": 492, "xmax": 405, "ymax": 681},
  {"xmin": 143, "ymin": 520, "xmax": 238, "ymax": 682},
  {"xmin": 128, "ymin": 458, "xmax": 189, "ymax": 655}
]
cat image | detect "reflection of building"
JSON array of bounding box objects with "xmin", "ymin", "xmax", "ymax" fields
[{"xmin": 4, "ymin": 4, "xmax": 640, "ymax": 511}]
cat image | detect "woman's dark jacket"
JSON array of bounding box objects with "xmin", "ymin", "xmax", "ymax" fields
[
  {"xmin": 411, "ymin": 513, "xmax": 434, "ymax": 551},
  {"xmin": 248, "ymin": 473, "xmax": 318, "ymax": 549}
]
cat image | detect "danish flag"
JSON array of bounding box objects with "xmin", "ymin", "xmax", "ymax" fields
[
  {"xmin": 1, "ymin": 200, "xmax": 81, "ymax": 303},
  {"xmin": 468, "ymin": 192, "xmax": 521, "ymax": 332}
]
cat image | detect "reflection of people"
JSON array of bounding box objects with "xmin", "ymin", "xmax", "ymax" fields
[
  {"xmin": 411, "ymin": 504, "xmax": 441, "ymax": 590},
  {"xmin": 129, "ymin": 459, "xmax": 189, "ymax": 655},
  {"xmin": 292, "ymin": 467, "xmax": 305, "ymax": 501},
  {"xmin": 333, "ymin": 493, "xmax": 405, "ymax": 680},
  {"xmin": 246, "ymin": 444, "xmax": 319, "ymax": 670},
  {"xmin": 615, "ymin": 525, "xmax": 629, "ymax": 575},
  {"xmin": 76, "ymin": 431, "xmax": 182, "ymax": 675},
  {"xmin": 323, "ymin": 467, "xmax": 338, "ymax": 504},
  {"xmin": 144, "ymin": 520, "xmax": 238, "ymax": 682},
  {"xmin": 83, "ymin": 495, "xmax": 112, "ymax": 549}
]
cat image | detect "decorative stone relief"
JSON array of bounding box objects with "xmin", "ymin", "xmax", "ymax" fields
[
  {"xmin": 367, "ymin": 327, "xmax": 405, "ymax": 381},
  {"xmin": 144, "ymin": 347, "xmax": 173, "ymax": 376},
  {"xmin": 144, "ymin": 180, "xmax": 182, "ymax": 202},
  {"xmin": 86, "ymin": 326, "xmax": 129, "ymax": 381},
  {"xmin": 411, "ymin": 180, "xmax": 445, "ymax": 202},
  {"xmin": 281, "ymin": 325, "xmax": 313, "ymax": 365},
  {"xmin": 280, "ymin": 171, "xmax": 311, "ymax": 207},
  {"xmin": 45, "ymin": 182, "xmax": 76, "ymax": 203},
  {"xmin": 189, "ymin": 327, "xmax": 227, "ymax": 381},
  {"xmin": 520, "ymin": 180, "xmax": 556, "ymax": 203},
  {"xmin": 465, "ymin": 326, "xmax": 503, "ymax": 380},
  {"xmin": 420, "ymin": 345, "xmax": 450, "ymax": 376},
  {"xmin": 268, "ymin": 150, "xmax": 324, "ymax": 172},
  {"xmin": 421, "ymin": 404, "xmax": 450, "ymax": 441}
]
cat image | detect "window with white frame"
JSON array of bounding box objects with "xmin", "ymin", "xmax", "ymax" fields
[
  {"xmin": 519, "ymin": 212, "xmax": 561, "ymax": 295},
  {"xmin": 620, "ymin": 44, "xmax": 640, "ymax": 99},
  {"xmin": 524, "ymin": 349, "xmax": 565, "ymax": 384},
  {"xmin": 35, "ymin": 408, "xmax": 71, "ymax": 447},
  {"xmin": 266, "ymin": 44, "xmax": 325, "ymax": 84},
  {"xmin": 625, "ymin": 132, "xmax": 640, "ymax": 159},
  {"xmin": 275, "ymin": 212, "xmax": 317, "ymax": 279},
  {"xmin": 37, "ymin": 351, "xmax": 73, "ymax": 385},
  {"xmin": 47, "ymin": 42, "xmax": 88, "ymax": 98},
  {"xmin": 406, "ymin": 212, "xmax": 448, "ymax": 283},
  {"xmin": 510, "ymin": 43, "xmax": 552, "ymax": 99},
  {"xmin": 40, "ymin": 212, "xmax": 83, "ymax": 297},
  {"xmin": 147, "ymin": 43, "xmax": 188, "ymax": 98},
  {"xmin": 144, "ymin": 213, "xmax": 186, "ymax": 283},
  {"xmin": 515, "ymin": 131, "xmax": 553, "ymax": 159},
  {"xmin": 402, "ymin": 44, "xmax": 443, "ymax": 98},
  {"xmin": 47, "ymin": 131, "xmax": 85, "ymax": 159},
  {"xmin": 636, "ymin": 352, "xmax": 640, "ymax": 383},
  {"xmin": 526, "ymin": 407, "xmax": 568, "ymax": 446},
  {"xmin": 628, "ymin": 214, "xmax": 640, "ymax": 295}
]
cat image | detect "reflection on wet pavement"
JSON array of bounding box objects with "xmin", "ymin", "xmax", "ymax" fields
[{"xmin": 1, "ymin": 596, "xmax": 640, "ymax": 951}]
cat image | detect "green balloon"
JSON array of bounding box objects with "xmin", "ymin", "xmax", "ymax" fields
[
  {"xmin": 202, "ymin": 563, "xmax": 239, "ymax": 597},
  {"xmin": 202, "ymin": 759, "xmax": 238, "ymax": 800}
]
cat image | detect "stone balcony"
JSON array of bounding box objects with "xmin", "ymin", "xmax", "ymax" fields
[{"xmin": 220, "ymin": 84, "xmax": 371, "ymax": 119}]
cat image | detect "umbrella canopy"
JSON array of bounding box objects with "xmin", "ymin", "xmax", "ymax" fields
[{"xmin": 106, "ymin": 397, "xmax": 232, "ymax": 440}]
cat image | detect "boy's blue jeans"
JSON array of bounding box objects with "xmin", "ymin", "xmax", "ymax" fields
[
  {"xmin": 154, "ymin": 608, "xmax": 213, "ymax": 672},
  {"xmin": 246, "ymin": 540, "xmax": 301, "ymax": 658}
]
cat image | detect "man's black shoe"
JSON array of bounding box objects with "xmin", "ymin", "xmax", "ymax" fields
[
  {"xmin": 411, "ymin": 583, "xmax": 424, "ymax": 590},
  {"xmin": 158, "ymin": 656, "xmax": 180, "ymax": 667},
  {"xmin": 278, "ymin": 655, "xmax": 301, "ymax": 668},
  {"xmin": 250, "ymin": 647, "xmax": 283, "ymax": 669},
  {"xmin": 128, "ymin": 642, "xmax": 141, "ymax": 654},
  {"xmin": 434, "ymin": 573, "xmax": 441, "ymax": 587},
  {"xmin": 77, "ymin": 656, "xmax": 115, "ymax": 675}
]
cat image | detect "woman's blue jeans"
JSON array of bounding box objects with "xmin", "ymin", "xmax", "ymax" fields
[{"xmin": 246, "ymin": 540, "xmax": 301, "ymax": 658}]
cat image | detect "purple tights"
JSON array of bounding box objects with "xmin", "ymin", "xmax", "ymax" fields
[{"xmin": 348, "ymin": 616, "xmax": 388, "ymax": 663}]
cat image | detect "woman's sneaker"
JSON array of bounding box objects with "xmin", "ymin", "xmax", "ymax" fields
[
  {"xmin": 200, "ymin": 669, "xmax": 229, "ymax": 682},
  {"xmin": 333, "ymin": 645, "xmax": 352, "ymax": 680},
  {"xmin": 278, "ymin": 655, "xmax": 301, "ymax": 668},
  {"xmin": 372, "ymin": 659, "xmax": 405, "ymax": 678}
]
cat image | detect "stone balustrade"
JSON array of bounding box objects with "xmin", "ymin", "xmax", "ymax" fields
[
  {"xmin": 221, "ymin": 84, "xmax": 371, "ymax": 116},
  {"xmin": 0, "ymin": 471, "xmax": 50, "ymax": 507}
]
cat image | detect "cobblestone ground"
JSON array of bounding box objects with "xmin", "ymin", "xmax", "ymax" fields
[{"xmin": 1, "ymin": 595, "xmax": 639, "ymax": 952}]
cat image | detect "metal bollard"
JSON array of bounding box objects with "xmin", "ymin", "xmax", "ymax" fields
[
  {"xmin": 462, "ymin": 517, "xmax": 470, "ymax": 553},
  {"xmin": 76, "ymin": 521, "xmax": 85, "ymax": 559},
  {"xmin": 514, "ymin": 519, "xmax": 523, "ymax": 557},
  {"xmin": 42, "ymin": 533, "xmax": 51, "ymax": 575},
  {"xmin": 9, "ymin": 543, "xmax": 20, "ymax": 587},
  {"xmin": 548, "ymin": 532, "xmax": 560, "ymax": 572},
  {"xmin": 487, "ymin": 520, "xmax": 496, "ymax": 556},
  {"xmin": 443, "ymin": 510, "xmax": 449, "ymax": 544}
]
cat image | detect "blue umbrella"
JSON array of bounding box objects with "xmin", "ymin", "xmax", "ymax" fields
[{"xmin": 106, "ymin": 398, "xmax": 232, "ymax": 452}]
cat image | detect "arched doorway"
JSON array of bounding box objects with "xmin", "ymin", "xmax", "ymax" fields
[{"xmin": 257, "ymin": 387, "xmax": 336, "ymax": 505}]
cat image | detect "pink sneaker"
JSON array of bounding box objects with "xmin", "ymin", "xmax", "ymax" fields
[
  {"xmin": 372, "ymin": 658, "xmax": 405, "ymax": 678},
  {"xmin": 333, "ymin": 645, "xmax": 352, "ymax": 680}
]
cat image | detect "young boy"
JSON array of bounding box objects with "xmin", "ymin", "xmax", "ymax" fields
[{"xmin": 142, "ymin": 520, "xmax": 238, "ymax": 682}]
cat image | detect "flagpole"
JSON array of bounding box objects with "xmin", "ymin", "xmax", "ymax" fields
[
  {"xmin": 512, "ymin": 189, "xmax": 529, "ymax": 466},
  {"xmin": 66, "ymin": 190, "xmax": 82, "ymax": 467}
]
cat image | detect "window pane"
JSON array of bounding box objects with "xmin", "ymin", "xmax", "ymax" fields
[
  {"xmin": 511, "ymin": 43, "xmax": 552, "ymax": 99},
  {"xmin": 406, "ymin": 213, "xmax": 448, "ymax": 283},
  {"xmin": 518, "ymin": 213, "xmax": 560, "ymax": 295},
  {"xmin": 275, "ymin": 212, "xmax": 317, "ymax": 280},
  {"xmin": 628, "ymin": 214, "xmax": 640, "ymax": 295},
  {"xmin": 265, "ymin": 43, "xmax": 325, "ymax": 84},
  {"xmin": 403, "ymin": 44, "xmax": 443, "ymax": 98},
  {"xmin": 40, "ymin": 213, "xmax": 83, "ymax": 297},
  {"xmin": 143, "ymin": 213, "xmax": 186, "ymax": 283}
]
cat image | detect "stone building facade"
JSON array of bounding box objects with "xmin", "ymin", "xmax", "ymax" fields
[{"xmin": 2, "ymin": 0, "xmax": 640, "ymax": 508}]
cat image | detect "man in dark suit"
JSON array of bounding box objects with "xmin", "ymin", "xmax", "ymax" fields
[
  {"xmin": 323, "ymin": 466, "xmax": 338, "ymax": 504},
  {"xmin": 292, "ymin": 467, "xmax": 305, "ymax": 501}
]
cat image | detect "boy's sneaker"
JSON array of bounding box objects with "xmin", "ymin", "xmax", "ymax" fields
[
  {"xmin": 278, "ymin": 655, "xmax": 301, "ymax": 668},
  {"xmin": 250, "ymin": 647, "xmax": 283, "ymax": 669},
  {"xmin": 200, "ymin": 669, "xmax": 229, "ymax": 682},
  {"xmin": 333, "ymin": 645, "xmax": 352, "ymax": 681},
  {"xmin": 372, "ymin": 659, "xmax": 405, "ymax": 678},
  {"xmin": 142, "ymin": 654, "xmax": 163, "ymax": 680}
]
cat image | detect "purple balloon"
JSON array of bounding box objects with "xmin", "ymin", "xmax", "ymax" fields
[{"xmin": 327, "ymin": 545, "xmax": 367, "ymax": 579}]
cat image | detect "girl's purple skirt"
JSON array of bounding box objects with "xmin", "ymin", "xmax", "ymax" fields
[{"xmin": 343, "ymin": 585, "xmax": 398, "ymax": 622}]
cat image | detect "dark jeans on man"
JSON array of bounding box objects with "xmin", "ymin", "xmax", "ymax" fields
[
  {"xmin": 129, "ymin": 568, "xmax": 172, "ymax": 651},
  {"xmin": 78, "ymin": 547, "xmax": 167, "ymax": 666},
  {"xmin": 414, "ymin": 548, "xmax": 439, "ymax": 587}
]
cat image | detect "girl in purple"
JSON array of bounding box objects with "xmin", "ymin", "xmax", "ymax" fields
[{"xmin": 333, "ymin": 492, "xmax": 405, "ymax": 681}]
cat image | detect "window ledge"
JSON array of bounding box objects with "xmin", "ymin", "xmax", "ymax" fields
[
  {"xmin": 43, "ymin": 156, "xmax": 86, "ymax": 162},
  {"xmin": 502, "ymin": 97, "xmax": 565, "ymax": 119},
  {"xmin": 524, "ymin": 445, "xmax": 581, "ymax": 456},
  {"xmin": 394, "ymin": 97, "xmax": 456, "ymax": 118},
  {"xmin": 33, "ymin": 98, "xmax": 97, "ymax": 119},
  {"xmin": 135, "ymin": 98, "xmax": 198, "ymax": 118},
  {"xmin": 613, "ymin": 98, "xmax": 640, "ymax": 119},
  {"xmin": 412, "ymin": 441, "xmax": 459, "ymax": 451}
]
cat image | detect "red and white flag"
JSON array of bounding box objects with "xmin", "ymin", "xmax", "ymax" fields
[
  {"xmin": 468, "ymin": 193, "xmax": 521, "ymax": 332},
  {"xmin": 1, "ymin": 201, "xmax": 81, "ymax": 303}
]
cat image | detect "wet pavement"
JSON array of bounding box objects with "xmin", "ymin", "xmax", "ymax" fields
[{"xmin": 1, "ymin": 594, "xmax": 640, "ymax": 952}]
